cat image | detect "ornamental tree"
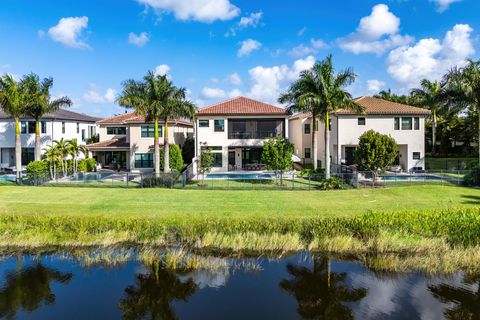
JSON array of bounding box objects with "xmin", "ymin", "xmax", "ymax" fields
[
  {"xmin": 355, "ymin": 130, "xmax": 398, "ymax": 176},
  {"xmin": 261, "ymin": 137, "xmax": 294, "ymax": 185}
]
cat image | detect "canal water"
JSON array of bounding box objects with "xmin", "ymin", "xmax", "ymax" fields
[{"xmin": 0, "ymin": 250, "xmax": 477, "ymax": 319}]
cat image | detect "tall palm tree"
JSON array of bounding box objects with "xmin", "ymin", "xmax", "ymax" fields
[
  {"xmin": 0, "ymin": 74, "xmax": 28, "ymax": 184},
  {"xmin": 445, "ymin": 59, "xmax": 480, "ymax": 165},
  {"xmin": 67, "ymin": 139, "xmax": 87, "ymax": 174},
  {"xmin": 279, "ymin": 55, "xmax": 362, "ymax": 178},
  {"xmin": 22, "ymin": 73, "xmax": 72, "ymax": 161},
  {"xmin": 411, "ymin": 79, "xmax": 446, "ymax": 155},
  {"xmin": 53, "ymin": 138, "xmax": 70, "ymax": 177},
  {"xmin": 118, "ymin": 72, "xmax": 195, "ymax": 174}
]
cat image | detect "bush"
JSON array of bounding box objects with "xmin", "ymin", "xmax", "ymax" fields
[
  {"xmin": 318, "ymin": 177, "xmax": 346, "ymax": 190},
  {"xmin": 141, "ymin": 172, "xmax": 181, "ymax": 188},
  {"xmin": 181, "ymin": 137, "xmax": 195, "ymax": 164},
  {"xmin": 26, "ymin": 161, "xmax": 50, "ymax": 182},
  {"xmin": 77, "ymin": 158, "xmax": 96, "ymax": 173},
  {"xmin": 464, "ymin": 166, "xmax": 480, "ymax": 186},
  {"xmin": 160, "ymin": 144, "xmax": 184, "ymax": 172},
  {"xmin": 300, "ymin": 167, "xmax": 325, "ymax": 181}
]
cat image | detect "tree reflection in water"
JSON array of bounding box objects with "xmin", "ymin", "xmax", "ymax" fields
[
  {"xmin": 429, "ymin": 274, "xmax": 480, "ymax": 319},
  {"xmin": 119, "ymin": 262, "xmax": 198, "ymax": 320},
  {"xmin": 0, "ymin": 262, "xmax": 73, "ymax": 319},
  {"xmin": 280, "ymin": 256, "xmax": 367, "ymax": 319}
]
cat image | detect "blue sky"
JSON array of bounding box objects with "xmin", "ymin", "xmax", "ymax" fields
[{"xmin": 0, "ymin": 0, "xmax": 478, "ymax": 117}]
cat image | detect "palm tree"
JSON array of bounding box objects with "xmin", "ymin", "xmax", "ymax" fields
[
  {"xmin": 411, "ymin": 79, "xmax": 446, "ymax": 155},
  {"xmin": 279, "ymin": 55, "xmax": 362, "ymax": 178},
  {"xmin": 67, "ymin": 139, "xmax": 87, "ymax": 174},
  {"xmin": 280, "ymin": 256, "xmax": 367, "ymax": 319},
  {"xmin": 445, "ymin": 59, "xmax": 480, "ymax": 165},
  {"xmin": 0, "ymin": 74, "xmax": 28, "ymax": 184},
  {"xmin": 374, "ymin": 89, "xmax": 414, "ymax": 105},
  {"xmin": 42, "ymin": 145, "xmax": 61, "ymax": 180},
  {"xmin": 53, "ymin": 138, "xmax": 70, "ymax": 177},
  {"xmin": 118, "ymin": 71, "xmax": 195, "ymax": 174},
  {"xmin": 22, "ymin": 73, "xmax": 72, "ymax": 161}
]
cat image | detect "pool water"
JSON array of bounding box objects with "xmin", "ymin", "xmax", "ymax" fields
[
  {"xmin": 205, "ymin": 173, "xmax": 276, "ymax": 180},
  {"xmin": 380, "ymin": 175, "xmax": 442, "ymax": 181}
]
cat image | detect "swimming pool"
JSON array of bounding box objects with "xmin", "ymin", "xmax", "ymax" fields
[
  {"xmin": 205, "ymin": 173, "xmax": 276, "ymax": 180},
  {"xmin": 380, "ymin": 175, "xmax": 442, "ymax": 181},
  {"xmin": 0, "ymin": 175, "xmax": 17, "ymax": 181}
]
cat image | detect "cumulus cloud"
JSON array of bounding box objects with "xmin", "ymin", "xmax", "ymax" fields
[
  {"xmin": 83, "ymin": 86, "xmax": 117, "ymax": 104},
  {"xmin": 289, "ymin": 38, "xmax": 328, "ymax": 57},
  {"xmin": 247, "ymin": 55, "xmax": 315, "ymax": 104},
  {"xmin": 431, "ymin": 0, "xmax": 463, "ymax": 12},
  {"xmin": 238, "ymin": 39, "xmax": 262, "ymax": 57},
  {"xmin": 47, "ymin": 16, "xmax": 90, "ymax": 49},
  {"xmin": 337, "ymin": 4, "xmax": 413, "ymax": 55},
  {"xmin": 225, "ymin": 12, "xmax": 263, "ymax": 37},
  {"xmin": 228, "ymin": 88, "xmax": 243, "ymax": 98},
  {"xmin": 229, "ymin": 72, "xmax": 242, "ymax": 85},
  {"xmin": 200, "ymin": 87, "xmax": 227, "ymax": 99},
  {"xmin": 136, "ymin": 0, "xmax": 239, "ymax": 23},
  {"xmin": 387, "ymin": 24, "xmax": 475, "ymax": 88},
  {"xmin": 128, "ymin": 32, "xmax": 150, "ymax": 47},
  {"xmin": 154, "ymin": 64, "xmax": 171, "ymax": 77},
  {"xmin": 367, "ymin": 80, "xmax": 386, "ymax": 93}
]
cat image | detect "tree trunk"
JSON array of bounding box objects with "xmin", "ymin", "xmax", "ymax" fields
[
  {"xmin": 164, "ymin": 118, "xmax": 170, "ymax": 173},
  {"xmin": 154, "ymin": 119, "xmax": 160, "ymax": 175},
  {"xmin": 35, "ymin": 118, "xmax": 41, "ymax": 161},
  {"xmin": 432, "ymin": 111, "xmax": 437, "ymax": 156},
  {"xmin": 15, "ymin": 117, "xmax": 22, "ymax": 185},
  {"xmin": 312, "ymin": 115, "xmax": 318, "ymax": 170},
  {"xmin": 325, "ymin": 113, "xmax": 331, "ymax": 179}
]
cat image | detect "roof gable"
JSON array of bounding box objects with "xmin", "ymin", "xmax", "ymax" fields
[
  {"xmin": 197, "ymin": 96, "xmax": 289, "ymax": 116},
  {"xmin": 336, "ymin": 96, "xmax": 430, "ymax": 115}
]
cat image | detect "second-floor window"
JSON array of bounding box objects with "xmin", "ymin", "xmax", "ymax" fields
[
  {"xmin": 214, "ymin": 120, "xmax": 225, "ymax": 132},
  {"xmin": 141, "ymin": 125, "xmax": 163, "ymax": 138},
  {"xmin": 41, "ymin": 121, "xmax": 46, "ymax": 134},
  {"xmin": 358, "ymin": 117, "xmax": 366, "ymax": 126},
  {"xmin": 62, "ymin": 122, "xmax": 66, "ymax": 134},
  {"xmin": 394, "ymin": 117, "xmax": 420, "ymax": 131},
  {"xmin": 76, "ymin": 122, "xmax": 80, "ymax": 134},
  {"xmin": 198, "ymin": 120, "xmax": 209, "ymax": 127},
  {"xmin": 107, "ymin": 127, "xmax": 127, "ymax": 135},
  {"xmin": 304, "ymin": 123, "xmax": 311, "ymax": 134}
]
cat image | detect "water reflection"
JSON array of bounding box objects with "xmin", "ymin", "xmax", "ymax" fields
[
  {"xmin": 119, "ymin": 262, "xmax": 198, "ymax": 320},
  {"xmin": 0, "ymin": 261, "xmax": 72, "ymax": 319},
  {"xmin": 280, "ymin": 256, "xmax": 367, "ymax": 319}
]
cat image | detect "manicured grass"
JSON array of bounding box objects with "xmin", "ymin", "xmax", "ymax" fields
[{"xmin": 0, "ymin": 185, "xmax": 477, "ymax": 218}]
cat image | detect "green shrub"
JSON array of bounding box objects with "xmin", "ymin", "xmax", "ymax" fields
[
  {"xmin": 77, "ymin": 158, "xmax": 96, "ymax": 172},
  {"xmin": 141, "ymin": 172, "xmax": 181, "ymax": 188},
  {"xmin": 300, "ymin": 167, "xmax": 325, "ymax": 181},
  {"xmin": 464, "ymin": 166, "xmax": 480, "ymax": 186},
  {"xmin": 160, "ymin": 144, "xmax": 184, "ymax": 172},
  {"xmin": 26, "ymin": 161, "xmax": 50, "ymax": 181},
  {"xmin": 77, "ymin": 159, "xmax": 87, "ymax": 172},
  {"xmin": 318, "ymin": 177, "xmax": 346, "ymax": 190}
]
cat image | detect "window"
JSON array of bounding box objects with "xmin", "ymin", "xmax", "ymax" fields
[
  {"xmin": 328, "ymin": 120, "xmax": 332, "ymax": 131},
  {"xmin": 358, "ymin": 117, "xmax": 366, "ymax": 126},
  {"xmin": 401, "ymin": 117, "xmax": 412, "ymax": 130},
  {"xmin": 214, "ymin": 119, "xmax": 225, "ymax": 132},
  {"xmin": 394, "ymin": 117, "xmax": 400, "ymax": 130},
  {"xmin": 199, "ymin": 120, "xmax": 209, "ymax": 127},
  {"xmin": 304, "ymin": 123, "xmax": 311, "ymax": 134},
  {"xmin": 41, "ymin": 121, "xmax": 46, "ymax": 134},
  {"xmin": 413, "ymin": 152, "xmax": 421, "ymax": 160},
  {"xmin": 21, "ymin": 121, "xmax": 27, "ymax": 134},
  {"xmin": 62, "ymin": 122, "xmax": 66, "ymax": 134},
  {"xmin": 76, "ymin": 122, "xmax": 80, "ymax": 134},
  {"xmin": 81, "ymin": 129, "xmax": 86, "ymax": 141},
  {"xmin": 414, "ymin": 117, "xmax": 420, "ymax": 130},
  {"xmin": 107, "ymin": 127, "xmax": 127, "ymax": 135},
  {"xmin": 141, "ymin": 125, "xmax": 163, "ymax": 138},
  {"xmin": 201, "ymin": 146, "xmax": 222, "ymax": 167},
  {"xmin": 28, "ymin": 121, "xmax": 35, "ymax": 134},
  {"xmin": 21, "ymin": 148, "xmax": 34, "ymax": 165},
  {"xmin": 304, "ymin": 148, "xmax": 311, "ymax": 159},
  {"xmin": 135, "ymin": 153, "xmax": 153, "ymax": 168}
]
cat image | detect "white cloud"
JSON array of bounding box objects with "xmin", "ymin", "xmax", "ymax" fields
[
  {"xmin": 83, "ymin": 86, "xmax": 117, "ymax": 104},
  {"xmin": 238, "ymin": 39, "xmax": 262, "ymax": 57},
  {"xmin": 228, "ymin": 88, "xmax": 243, "ymax": 98},
  {"xmin": 154, "ymin": 64, "xmax": 171, "ymax": 77},
  {"xmin": 297, "ymin": 27, "xmax": 307, "ymax": 36},
  {"xmin": 247, "ymin": 56, "xmax": 315, "ymax": 104},
  {"xmin": 200, "ymin": 87, "xmax": 226, "ymax": 99},
  {"xmin": 289, "ymin": 38, "xmax": 328, "ymax": 57},
  {"xmin": 337, "ymin": 4, "xmax": 413, "ymax": 55},
  {"xmin": 229, "ymin": 72, "xmax": 242, "ymax": 85},
  {"xmin": 431, "ymin": 0, "xmax": 463, "ymax": 12},
  {"xmin": 387, "ymin": 24, "xmax": 475, "ymax": 88},
  {"xmin": 48, "ymin": 16, "xmax": 89, "ymax": 49},
  {"xmin": 225, "ymin": 12, "xmax": 263, "ymax": 37},
  {"xmin": 128, "ymin": 32, "xmax": 150, "ymax": 47},
  {"xmin": 210, "ymin": 77, "xmax": 220, "ymax": 84},
  {"xmin": 367, "ymin": 80, "xmax": 386, "ymax": 93},
  {"xmin": 136, "ymin": 0, "xmax": 239, "ymax": 23}
]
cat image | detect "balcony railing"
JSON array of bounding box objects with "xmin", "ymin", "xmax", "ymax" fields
[{"xmin": 228, "ymin": 131, "xmax": 283, "ymax": 140}]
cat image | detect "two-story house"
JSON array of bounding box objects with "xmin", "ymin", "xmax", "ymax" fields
[
  {"xmin": 0, "ymin": 109, "xmax": 99, "ymax": 170},
  {"xmin": 194, "ymin": 97, "xmax": 290, "ymax": 173},
  {"xmin": 288, "ymin": 96, "xmax": 430, "ymax": 172},
  {"xmin": 87, "ymin": 112, "xmax": 193, "ymax": 172}
]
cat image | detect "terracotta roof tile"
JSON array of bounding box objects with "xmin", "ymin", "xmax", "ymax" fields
[
  {"xmin": 86, "ymin": 137, "xmax": 129, "ymax": 149},
  {"xmin": 336, "ymin": 96, "xmax": 431, "ymax": 115},
  {"xmin": 97, "ymin": 112, "xmax": 193, "ymax": 126},
  {"xmin": 197, "ymin": 96, "xmax": 289, "ymax": 116}
]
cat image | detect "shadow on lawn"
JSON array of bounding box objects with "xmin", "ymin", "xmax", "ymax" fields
[{"xmin": 462, "ymin": 195, "xmax": 480, "ymax": 205}]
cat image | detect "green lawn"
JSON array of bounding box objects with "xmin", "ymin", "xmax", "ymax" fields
[{"xmin": 0, "ymin": 184, "xmax": 477, "ymax": 218}]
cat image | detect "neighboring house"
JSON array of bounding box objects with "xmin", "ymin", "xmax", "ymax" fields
[
  {"xmin": 194, "ymin": 96, "xmax": 290, "ymax": 173},
  {"xmin": 289, "ymin": 96, "xmax": 430, "ymax": 172},
  {"xmin": 0, "ymin": 109, "xmax": 100, "ymax": 169},
  {"xmin": 87, "ymin": 112, "xmax": 193, "ymax": 172}
]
